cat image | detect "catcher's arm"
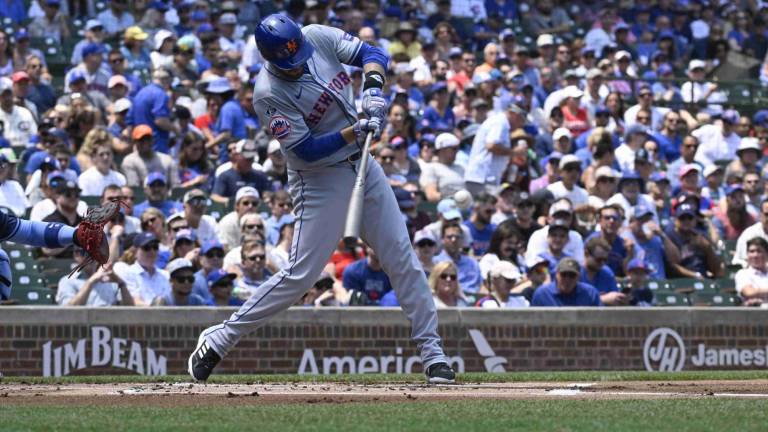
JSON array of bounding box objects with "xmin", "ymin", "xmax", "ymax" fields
[{"xmin": 0, "ymin": 211, "xmax": 77, "ymax": 249}]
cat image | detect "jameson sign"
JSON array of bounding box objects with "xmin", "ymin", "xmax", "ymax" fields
[
  {"xmin": 643, "ymin": 327, "xmax": 768, "ymax": 372},
  {"xmin": 42, "ymin": 326, "xmax": 167, "ymax": 377}
]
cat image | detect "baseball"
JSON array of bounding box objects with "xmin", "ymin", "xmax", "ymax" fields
[{"xmin": 453, "ymin": 190, "xmax": 473, "ymax": 210}]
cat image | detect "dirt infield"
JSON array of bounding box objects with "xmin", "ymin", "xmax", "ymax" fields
[{"xmin": 3, "ymin": 380, "xmax": 768, "ymax": 406}]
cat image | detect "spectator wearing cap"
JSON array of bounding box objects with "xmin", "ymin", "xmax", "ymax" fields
[
  {"xmin": 391, "ymin": 62, "xmax": 425, "ymax": 113},
  {"xmin": 624, "ymin": 85, "xmax": 669, "ymax": 130},
  {"xmin": 133, "ymin": 172, "xmax": 183, "ymax": 218},
  {"xmin": 170, "ymin": 36, "xmax": 199, "ymax": 86},
  {"xmin": 106, "ymin": 74, "xmax": 131, "ymax": 104},
  {"xmin": 40, "ymin": 180, "xmax": 84, "ymax": 258},
  {"xmin": 413, "ymin": 229, "xmax": 439, "ymax": 276},
  {"xmin": 71, "ymin": 19, "xmax": 110, "ymax": 65},
  {"xmin": 479, "ymin": 220, "xmax": 525, "ymax": 279},
  {"xmin": 634, "ymin": 148, "xmax": 655, "ymax": 183},
  {"xmin": 97, "ymin": 0, "xmax": 135, "ymax": 37},
  {"xmin": 421, "ymin": 82, "xmax": 455, "ymax": 133},
  {"xmin": 526, "ymin": 198, "xmax": 586, "ymax": 264},
  {"xmin": 56, "ymin": 247, "xmax": 134, "ymax": 306},
  {"xmin": 510, "ymin": 190, "xmax": 545, "ymax": 240},
  {"xmin": 24, "ymin": 53, "xmax": 55, "ymax": 115},
  {"xmin": 25, "ymin": 150, "xmax": 76, "ymax": 207},
  {"xmin": 217, "ymin": 12, "xmax": 244, "ymax": 59},
  {"xmin": 77, "ymin": 141, "xmax": 126, "ymax": 197},
  {"xmin": 206, "ymin": 269, "xmax": 242, "ymax": 306},
  {"xmin": 393, "ymin": 187, "xmax": 430, "ymax": 238},
  {"xmin": 216, "ymin": 186, "xmax": 261, "ymax": 251},
  {"xmin": 149, "ymin": 29, "xmax": 176, "ymax": 71},
  {"xmin": 64, "ymin": 42, "xmax": 111, "ymax": 96},
  {"xmin": 223, "ymin": 212, "xmax": 266, "ymax": 270},
  {"xmin": 547, "ymin": 155, "xmax": 589, "ymax": 208},
  {"xmin": 29, "ymin": 170, "xmax": 86, "ymax": 221},
  {"xmin": 262, "ymin": 139, "xmax": 288, "ymax": 190},
  {"xmin": 465, "ymin": 103, "xmax": 526, "ymax": 196},
  {"xmin": 423, "ymin": 198, "xmax": 474, "ymax": 250},
  {"xmin": 410, "ymin": 41, "xmax": 439, "ymax": 87},
  {"xmin": 489, "ymin": 183, "xmax": 516, "ymax": 224},
  {"xmin": 342, "ymin": 244, "xmax": 393, "ymax": 306},
  {"xmin": 389, "ymin": 136, "xmax": 421, "ymax": 185},
  {"xmin": 712, "ymin": 184, "xmax": 757, "ymax": 241},
  {"xmin": 206, "ymin": 78, "xmax": 247, "ymax": 162},
  {"xmin": 131, "ymin": 68, "xmax": 177, "ymax": 154},
  {"xmin": 726, "ymin": 138, "xmax": 763, "ymax": 180},
  {"xmin": 664, "ymin": 202, "xmax": 724, "ymax": 279},
  {"xmin": 693, "ymin": 109, "xmax": 741, "ymax": 167},
  {"xmin": 735, "ymin": 237, "xmax": 768, "ymax": 305},
  {"xmin": 56, "ymin": 68, "xmax": 111, "ymax": 114},
  {"xmin": 531, "ymin": 257, "xmax": 602, "ymax": 307},
  {"xmin": 106, "ymin": 48, "xmax": 141, "ymax": 98},
  {"xmin": 581, "ymin": 69, "xmax": 607, "ymax": 118},
  {"xmin": 666, "ymin": 135, "xmax": 703, "ymax": 191},
  {"xmin": 433, "ymin": 222, "xmax": 482, "ymax": 295},
  {"xmin": 212, "ymin": 139, "xmax": 271, "ymax": 204},
  {"xmin": 701, "ymin": 165, "xmax": 726, "ymax": 202},
  {"xmin": 476, "ymin": 260, "xmax": 528, "ymax": 308},
  {"xmin": 621, "ymin": 203, "xmax": 680, "ymax": 280},
  {"xmin": 607, "ymin": 171, "xmax": 659, "ymax": 227},
  {"xmin": 681, "ymin": 59, "xmax": 727, "ymax": 114},
  {"xmin": 29, "ymin": 0, "xmax": 70, "ymax": 43},
  {"xmin": 581, "ymin": 130, "xmax": 617, "ymax": 194},
  {"xmin": 530, "ymin": 218, "xmax": 574, "ymax": 275},
  {"xmin": 153, "ymin": 258, "xmax": 207, "ymax": 306},
  {"xmin": 388, "ymin": 22, "xmax": 421, "ymax": 60},
  {"xmin": 123, "ymin": 122, "xmax": 177, "ymax": 184},
  {"xmin": 624, "ymin": 258, "xmax": 655, "ymax": 306},
  {"xmin": 11, "ymin": 71, "xmax": 38, "ymax": 121},
  {"xmin": 420, "ymin": 133, "xmax": 465, "ymax": 202},
  {"xmin": 181, "ymin": 188, "xmax": 218, "ymax": 244},
  {"xmin": 581, "ymin": 236, "xmax": 626, "ymax": 305},
  {"xmin": 0, "ymin": 149, "xmax": 26, "ymax": 216},
  {"xmin": 234, "ymin": 240, "xmax": 273, "ymax": 301},
  {"xmin": 734, "ymin": 199, "xmax": 768, "ymax": 267},
  {"xmin": 560, "ymin": 86, "xmax": 589, "ymax": 138},
  {"xmin": 615, "ymin": 125, "xmax": 651, "ymax": 173},
  {"xmin": 0, "ymin": 77, "xmax": 36, "ymax": 148},
  {"xmin": 108, "ymin": 97, "xmax": 132, "ymax": 143},
  {"xmin": 190, "ymin": 239, "xmax": 225, "ymax": 302}
]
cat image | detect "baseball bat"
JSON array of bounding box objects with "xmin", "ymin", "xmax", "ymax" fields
[{"xmin": 343, "ymin": 131, "xmax": 374, "ymax": 242}]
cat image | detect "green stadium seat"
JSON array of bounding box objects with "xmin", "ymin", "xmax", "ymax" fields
[
  {"xmin": 689, "ymin": 291, "xmax": 741, "ymax": 307},
  {"xmin": 81, "ymin": 195, "xmax": 102, "ymax": 207},
  {"xmin": 10, "ymin": 286, "xmax": 56, "ymax": 305},
  {"xmin": 38, "ymin": 259, "xmax": 77, "ymax": 290},
  {"xmin": 715, "ymin": 277, "xmax": 737, "ymax": 294},
  {"xmin": 646, "ymin": 280, "xmax": 666, "ymax": 290},
  {"xmin": 654, "ymin": 290, "xmax": 691, "ymax": 306},
  {"xmin": 666, "ymin": 278, "xmax": 718, "ymax": 293}
]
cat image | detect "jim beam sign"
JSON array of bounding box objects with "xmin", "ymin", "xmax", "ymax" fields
[
  {"xmin": 42, "ymin": 326, "xmax": 167, "ymax": 377},
  {"xmin": 643, "ymin": 327, "xmax": 768, "ymax": 372}
]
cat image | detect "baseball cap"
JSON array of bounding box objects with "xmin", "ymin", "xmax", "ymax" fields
[
  {"xmin": 41, "ymin": 156, "xmax": 60, "ymax": 169},
  {"xmin": 678, "ymin": 163, "xmax": 700, "ymax": 179},
  {"xmin": 394, "ymin": 62, "xmax": 416, "ymax": 74},
  {"xmin": 0, "ymin": 148, "xmax": 17, "ymax": 164},
  {"xmin": 721, "ymin": 109, "xmax": 740, "ymax": 124},
  {"xmin": 490, "ymin": 260, "xmax": 521, "ymax": 280},
  {"xmin": 499, "ymin": 28, "xmax": 516, "ymax": 41},
  {"xmin": 725, "ymin": 184, "xmax": 745, "ymax": 196},
  {"xmin": 0, "ymin": 77, "xmax": 11, "ymax": 93},
  {"xmin": 563, "ymin": 69, "xmax": 581, "ymax": 80},
  {"xmin": 133, "ymin": 232, "xmax": 159, "ymax": 248},
  {"xmin": 753, "ymin": 110, "xmax": 768, "ymax": 127},
  {"xmin": 154, "ymin": 29, "xmax": 175, "ymax": 50},
  {"xmin": 144, "ymin": 172, "xmax": 167, "ymax": 187},
  {"xmin": 67, "ymin": 69, "xmax": 87, "ymax": 85},
  {"xmin": 207, "ymin": 269, "xmax": 236, "ymax": 288},
  {"xmin": 627, "ymin": 258, "xmax": 652, "ymax": 273},
  {"xmin": 703, "ymin": 165, "xmax": 723, "ymax": 178},
  {"xmin": 437, "ymin": 198, "xmax": 462, "ymax": 221},
  {"xmin": 389, "ymin": 135, "xmax": 407, "ymax": 149},
  {"xmin": 124, "ymin": 26, "xmax": 149, "ymax": 40},
  {"xmin": 625, "ymin": 124, "xmax": 649, "ymax": 140},
  {"xmin": 46, "ymin": 170, "xmax": 66, "ymax": 186},
  {"xmin": 688, "ymin": 59, "xmax": 706, "ymax": 72},
  {"xmin": 737, "ymin": 137, "xmax": 761, "ymax": 154},
  {"xmin": 635, "ymin": 148, "xmax": 651, "ymax": 163},
  {"xmin": 553, "ymin": 127, "xmax": 572, "ymax": 142},
  {"xmin": 174, "ymin": 228, "xmax": 197, "ymax": 243},
  {"xmin": 548, "ymin": 200, "xmax": 573, "ymax": 217},
  {"xmin": 81, "ymin": 42, "xmax": 104, "ymax": 58},
  {"xmin": 513, "ymin": 191, "xmax": 533, "ymax": 206},
  {"xmin": 234, "ymin": 139, "xmax": 258, "ymax": 159},
  {"xmin": 431, "ymin": 81, "xmax": 448, "ymax": 94},
  {"xmin": 675, "ymin": 202, "xmax": 697, "ymax": 218},
  {"xmin": 548, "ymin": 218, "xmax": 570, "ymax": 234},
  {"xmin": 11, "ymin": 71, "xmax": 29, "ymax": 83},
  {"xmin": 536, "ymin": 34, "xmax": 554, "ymax": 47},
  {"xmin": 113, "ymin": 97, "xmax": 132, "ymax": 113},
  {"xmin": 631, "ymin": 204, "xmax": 653, "ymax": 220},
  {"xmin": 201, "ymin": 240, "xmax": 224, "ymax": 255},
  {"xmin": 267, "ymin": 139, "xmax": 282, "ymax": 154},
  {"xmin": 556, "ymin": 257, "xmax": 581, "ymax": 274},
  {"xmin": 393, "ymin": 187, "xmax": 415, "ymax": 209},
  {"xmin": 615, "ymin": 50, "xmax": 632, "ymax": 61},
  {"xmin": 166, "ymin": 258, "xmax": 194, "ymax": 276},
  {"xmin": 85, "ymin": 19, "xmax": 103, "ymax": 31},
  {"xmin": 414, "ymin": 229, "xmax": 437, "ymax": 246},
  {"xmin": 595, "ymin": 166, "xmax": 619, "ymax": 180},
  {"xmin": 448, "ymin": 47, "xmax": 463, "ymax": 58},
  {"xmin": 132, "ymin": 124, "xmax": 153, "ymax": 140},
  {"xmin": 649, "ymin": 172, "xmax": 669, "ymax": 183},
  {"xmin": 558, "ymin": 154, "xmax": 581, "ymax": 170},
  {"xmin": 108, "ymin": 74, "xmax": 129, "ymax": 89},
  {"xmin": 235, "ymin": 186, "xmax": 260, "ymax": 203},
  {"xmin": 14, "ymin": 28, "xmax": 28, "ymax": 41},
  {"xmin": 435, "ymin": 133, "xmax": 460, "ymax": 150},
  {"xmin": 219, "ymin": 12, "xmax": 237, "ymax": 25},
  {"xmin": 206, "ymin": 78, "xmax": 233, "ymax": 94},
  {"xmin": 183, "ymin": 188, "xmax": 206, "ymax": 203},
  {"xmin": 563, "ymin": 85, "xmax": 584, "ymax": 99},
  {"xmin": 586, "ymin": 68, "xmax": 602, "ymax": 80}
]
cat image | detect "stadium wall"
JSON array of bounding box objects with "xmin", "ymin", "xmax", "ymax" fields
[{"xmin": 1, "ymin": 307, "xmax": 767, "ymax": 376}]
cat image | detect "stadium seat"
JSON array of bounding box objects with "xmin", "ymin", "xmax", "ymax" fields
[
  {"xmin": 666, "ymin": 278, "xmax": 718, "ymax": 294},
  {"xmin": 654, "ymin": 290, "xmax": 691, "ymax": 306},
  {"xmin": 715, "ymin": 278, "xmax": 737, "ymax": 294},
  {"xmin": 38, "ymin": 259, "xmax": 77, "ymax": 290},
  {"xmin": 81, "ymin": 196, "xmax": 102, "ymax": 207},
  {"xmin": 9, "ymin": 286, "xmax": 56, "ymax": 305},
  {"xmin": 689, "ymin": 291, "xmax": 741, "ymax": 307}
]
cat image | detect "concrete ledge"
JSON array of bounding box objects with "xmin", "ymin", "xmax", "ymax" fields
[{"xmin": 1, "ymin": 306, "xmax": 766, "ymax": 326}]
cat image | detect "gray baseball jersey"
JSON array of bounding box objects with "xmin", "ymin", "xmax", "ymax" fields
[
  {"xmin": 201, "ymin": 24, "xmax": 449, "ymax": 372},
  {"xmin": 253, "ymin": 25, "xmax": 361, "ymax": 171}
]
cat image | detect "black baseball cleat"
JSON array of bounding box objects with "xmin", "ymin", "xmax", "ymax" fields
[
  {"xmin": 425, "ymin": 362, "xmax": 456, "ymax": 384},
  {"xmin": 188, "ymin": 333, "xmax": 221, "ymax": 382}
]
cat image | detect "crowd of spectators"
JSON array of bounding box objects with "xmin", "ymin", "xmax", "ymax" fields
[{"xmin": 0, "ymin": 0, "xmax": 767, "ymax": 308}]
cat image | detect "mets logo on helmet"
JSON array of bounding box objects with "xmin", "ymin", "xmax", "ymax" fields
[
  {"xmin": 286, "ymin": 39, "xmax": 298, "ymax": 54},
  {"xmin": 269, "ymin": 115, "xmax": 292, "ymax": 139}
]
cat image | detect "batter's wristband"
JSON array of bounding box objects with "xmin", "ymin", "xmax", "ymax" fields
[{"xmin": 363, "ymin": 71, "xmax": 385, "ymax": 91}]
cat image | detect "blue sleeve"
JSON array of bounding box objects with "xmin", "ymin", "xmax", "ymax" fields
[
  {"xmin": 2, "ymin": 217, "xmax": 75, "ymax": 248},
  {"xmin": 212, "ymin": 172, "xmax": 229, "ymax": 196},
  {"xmin": 219, "ymin": 104, "xmax": 236, "ymax": 132},
  {"xmin": 350, "ymin": 43, "xmax": 389, "ymax": 70},
  {"xmin": 152, "ymin": 89, "xmax": 170, "ymax": 118},
  {"xmin": 290, "ymin": 132, "xmax": 348, "ymax": 162},
  {"xmin": 342, "ymin": 263, "xmax": 361, "ymax": 291}
]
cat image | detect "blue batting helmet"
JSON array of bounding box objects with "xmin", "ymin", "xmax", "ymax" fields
[{"xmin": 255, "ymin": 14, "xmax": 314, "ymax": 70}]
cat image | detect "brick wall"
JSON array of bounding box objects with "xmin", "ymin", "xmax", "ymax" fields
[{"xmin": 1, "ymin": 307, "xmax": 767, "ymax": 376}]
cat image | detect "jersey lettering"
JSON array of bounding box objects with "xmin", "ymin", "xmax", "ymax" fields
[{"xmin": 305, "ymin": 72, "xmax": 352, "ymax": 127}]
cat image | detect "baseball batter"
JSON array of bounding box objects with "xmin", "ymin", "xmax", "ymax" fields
[{"xmin": 188, "ymin": 15, "xmax": 456, "ymax": 384}]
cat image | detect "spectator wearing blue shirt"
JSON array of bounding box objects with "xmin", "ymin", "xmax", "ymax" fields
[
  {"xmin": 463, "ymin": 193, "xmax": 497, "ymax": 256},
  {"xmin": 154, "ymin": 258, "xmax": 207, "ymax": 306},
  {"xmin": 586, "ymin": 205, "xmax": 633, "ymax": 277},
  {"xmin": 433, "ymin": 222, "xmax": 482, "ymax": 294},
  {"xmin": 130, "ymin": 69, "xmax": 177, "ymax": 153},
  {"xmin": 582, "ymin": 237, "xmax": 627, "ymax": 306},
  {"xmin": 532, "ymin": 219, "xmax": 573, "ymax": 275},
  {"xmin": 622, "ymin": 204, "xmax": 681, "ymax": 280},
  {"xmin": 342, "ymin": 246, "xmax": 393, "ymax": 306},
  {"xmin": 206, "ymin": 268, "xmax": 243, "ymax": 306},
  {"xmin": 133, "ymin": 172, "xmax": 183, "ymax": 218},
  {"xmin": 211, "ymin": 139, "xmax": 271, "ymax": 204},
  {"xmin": 420, "ymin": 81, "xmax": 455, "ymax": 132},
  {"xmin": 206, "ymin": 78, "xmax": 247, "ymax": 162},
  {"xmin": 531, "ymin": 258, "xmax": 602, "ymax": 306}
]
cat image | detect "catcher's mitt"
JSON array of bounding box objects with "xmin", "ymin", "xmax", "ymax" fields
[{"xmin": 69, "ymin": 199, "xmax": 127, "ymax": 277}]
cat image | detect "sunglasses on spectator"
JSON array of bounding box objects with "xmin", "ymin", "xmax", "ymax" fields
[
  {"xmin": 559, "ymin": 272, "xmax": 578, "ymax": 279},
  {"xmin": 440, "ymin": 273, "xmax": 457, "ymax": 281},
  {"xmin": 62, "ymin": 190, "xmax": 80, "ymax": 198},
  {"xmin": 171, "ymin": 225, "xmax": 189, "ymax": 232},
  {"xmin": 173, "ymin": 275, "xmax": 195, "ymax": 284},
  {"xmin": 275, "ymin": 202, "xmax": 291, "ymax": 209},
  {"xmin": 416, "ymin": 241, "xmax": 436, "ymax": 248},
  {"xmin": 240, "ymin": 200, "xmax": 258, "ymax": 207},
  {"xmin": 143, "ymin": 216, "xmax": 157, "ymax": 225},
  {"xmin": 381, "ymin": 156, "xmax": 394, "ymax": 162},
  {"xmin": 244, "ymin": 223, "xmax": 263, "ymax": 230},
  {"xmin": 206, "ymin": 251, "xmax": 224, "ymax": 259},
  {"xmin": 213, "ymin": 282, "xmax": 233, "ymax": 289},
  {"xmin": 141, "ymin": 243, "xmax": 159, "ymax": 251},
  {"xmin": 637, "ymin": 116, "xmax": 650, "ymax": 121},
  {"xmin": 245, "ymin": 254, "xmax": 265, "ymax": 262},
  {"xmin": 602, "ymin": 215, "xmax": 620, "ymax": 222},
  {"xmin": 187, "ymin": 197, "xmax": 206, "ymax": 206}
]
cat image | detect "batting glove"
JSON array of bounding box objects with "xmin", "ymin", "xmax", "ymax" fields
[
  {"xmin": 362, "ymin": 88, "xmax": 388, "ymax": 122},
  {"xmin": 353, "ymin": 117, "xmax": 382, "ymax": 139}
]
